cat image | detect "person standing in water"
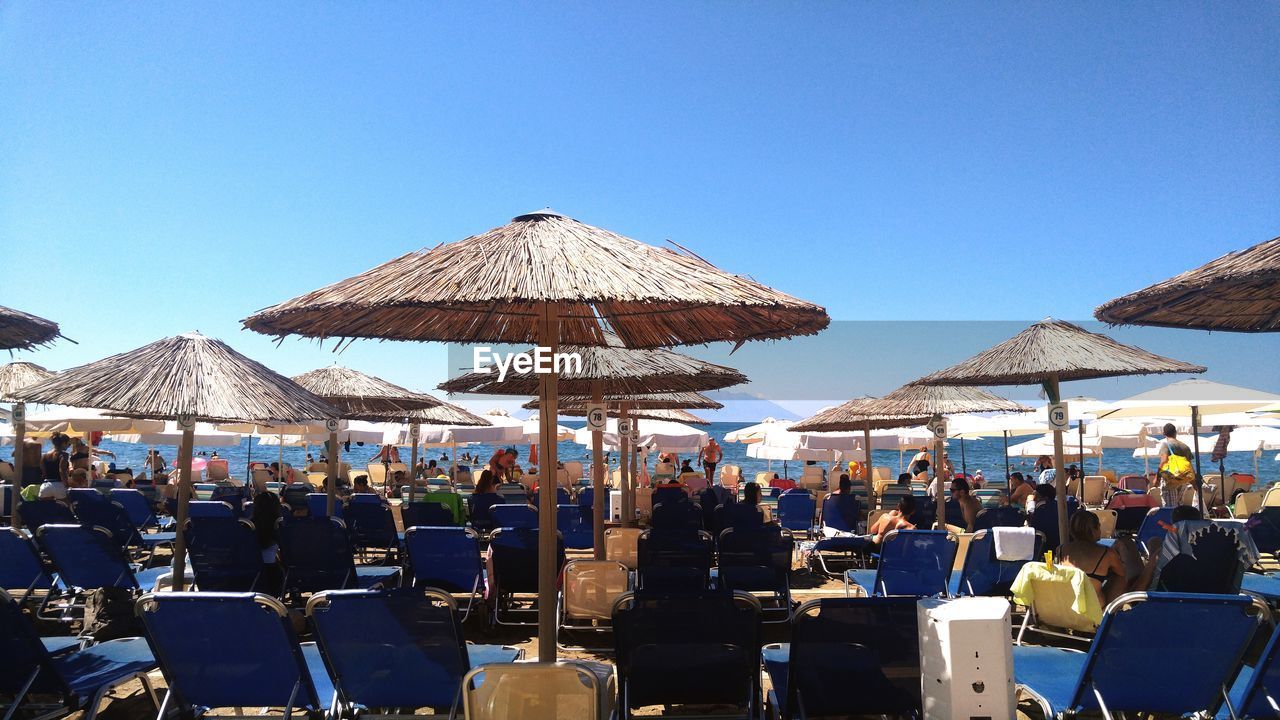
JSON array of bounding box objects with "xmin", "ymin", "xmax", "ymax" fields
[{"xmin": 699, "ymin": 438, "xmax": 723, "ymax": 485}]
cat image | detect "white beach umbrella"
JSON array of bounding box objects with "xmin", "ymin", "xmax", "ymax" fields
[
  {"xmin": 109, "ymin": 421, "xmax": 243, "ymax": 447},
  {"xmin": 724, "ymin": 417, "xmax": 789, "ymax": 444},
  {"xmin": 574, "ymin": 417, "xmax": 707, "ymax": 454},
  {"xmin": 445, "ymin": 409, "xmax": 524, "ymax": 445}
]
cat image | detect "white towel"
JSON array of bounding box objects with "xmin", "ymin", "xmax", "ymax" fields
[{"xmin": 993, "ymin": 526, "xmax": 1037, "ymax": 561}]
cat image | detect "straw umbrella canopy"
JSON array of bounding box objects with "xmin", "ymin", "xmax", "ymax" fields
[
  {"xmin": 1095, "ymin": 236, "xmax": 1280, "ymax": 332},
  {"xmin": 292, "ymin": 365, "xmax": 484, "ymax": 510},
  {"xmin": 243, "ymin": 209, "xmax": 825, "ymax": 661},
  {"xmin": 0, "ymin": 362, "xmax": 54, "ymax": 400},
  {"xmin": 0, "ymin": 305, "xmax": 64, "ymax": 351},
  {"xmin": 794, "ymin": 385, "xmax": 1027, "ymax": 511},
  {"xmin": 912, "ymin": 318, "xmax": 1205, "ymax": 543},
  {"xmin": 13, "ymin": 332, "xmax": 339, "ymax": 588},
  {"xmin": 522, "ymin": 391, "xmax": 723, "ymax": 411}
]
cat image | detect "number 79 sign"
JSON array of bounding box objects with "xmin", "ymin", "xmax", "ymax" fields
[{"xmin": 1048, "ymin": 402, "xmax": 1069, "ymax": 431}]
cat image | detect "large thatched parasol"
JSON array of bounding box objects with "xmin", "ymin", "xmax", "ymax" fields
[
  {"xmin": 292, "ymin": 365, "xmax": 485, "ymax": 511},
  {"xmin": 243, "ymin": 209, "xmax": 824, "ymax": 660},
  {"xmin": 447, "ymin": 333, "xmax": 744, "ymax": 555},
  {"xmin": 13, "ymin": 332, "xmax": 338, "ymax": 588},
  {"xmin": 0, "ymin": 305, "xmax": 65, "ymax": 351},
  {"xmin": 1, "ymin": 361, "xmax": 56, "ymax": 516},
  {"xmin": 1095, "ymin": 236, "xmax": 1280, "ymax": 332},
  {"xmin": 912, "ymin": 318, "xmax": 1204, "ymax": 543},
  {"xmin": 794, "ymin": 384, "xmax": 1029, "ymax": 514}
]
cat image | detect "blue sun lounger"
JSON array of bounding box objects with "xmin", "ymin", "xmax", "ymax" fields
[
  {"xmin": 36, "ymin": 524, "xmax": 169, "ymax": 594},
  {"xmin": 137, "ymin": 591, "xmax": 335, "ymax": 719},
  {"xmin": 557, "ymin": 504, "xmax": 594, "ymax": 549},
  {"xmin": 0, "ymin": 527, "xmax": 57, "ymax": 609},
  {"xmin": 184, "ymin": 517, "xmax": 264, "ymax": 592},
  {"xmin": 1217, "ymin": 620, "xmax": 1280, "ymax": 718},
  {"xmin": 306, "ymin": 588, "xmax": 521, "ymax": 718},
  {"xmin": 613, "ymin": 589, "xmax": 762, "ymax": 720},
  {"xmin": 18, "ymin": 500, "xmax": 77, "ymax": 532},
  {"xmin": 1013, "ymin": 592, "xmax": 1266, "ymax": 719},
  {"xmin": 762, "ymin": 597, "xmax": 921, "ymax": 720},
  {"xmin": 278, "ymin": 516, "xmax": 400, "ymax": 597},
  {"xmin": 1, "ymin": 589, "xmax": 159, "ymax": 720},
  {"xmin": 404, "ymin": 526, "xmax": 485, "ymax": 621},
  {"xmin": 949, "ymin": 528, "xmax": 1044, "ymax": 597},
  {"xmin": 489, "ymin": 527, "xmax": 565, "ymax": 626},
  {"xmin": 489, "ymin": 504, "xmax": 537, "ymax": 529},
  {"xmin": 844, "ymin": 529, "xmax": 957, "ymax": 597}
]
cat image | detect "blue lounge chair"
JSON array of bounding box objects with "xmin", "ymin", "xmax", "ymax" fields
[
  {"xmin": 307, "ymin": 588, "xmax": 522, "ymax": 717},
  {"xmin": 403, "ymin": 500, "xmax": 460, "ymax": 528},
  {"xmin": 490, "ymin": 504, "xmax": 537, "ymax": 529},
  {"xmin": 67, "ymin": 487, "xmax": 108, "ymax": 508},
  {"xmin": 184, "ymin": 517, "xmax": 264, "ymax": 592},
  {"xmin": 465, "ymin": 493, "xmax": 504, "ymax": 533},
  {"xmin": 489, "ymin": 527, "xmax": 565, "ymax": 626},
  {"xmin": 716, "ymin": 526, "xmax": 793, "ymax": 622},
  {"xmin": 109, "ymin": 488, "xmax": 171, "ymax": 531},
  {"xmin": 532, "ymin": 487, "xmax": 571, "ymax": 507},
  {"xmin": 650, "ymin": 500, "xmax": 702, "ymax": 531},
  {"xmin": 136, "ymin": 591, "xmax": 335, "ymax": 718},
  {"xmin": 810, "ymin": 494, "xmax": 871, "ymax": 577},
  {"xmin": 557, "ymin": 504, "xmax": 594, "ymax": 550},
  {"xmin": 495, "ymin": 483, "xmax": 528, "ymax": 504},
  {"xmin": 1133, "ymin": 506, "xmax": 1175, "ymax": 555},
  {"xmin": 277, "ymin": 517, "xmax": 400, "ymax": 597},
  {"xmin": 973, "ymin": 504, "xmax": 1026, "ymax": 531},
  {"xmin": 307, "ymin": 492, "xmax": 342, "ymax": 519},
  {"xmin": 1217, "ymin": 620, "xmax": 1280, "ymax": 718},
  {"xmin": 636, "ymin": 529, "xmax": 714, "ymax": 591},
  {"xmin": 612, "ymin": 590, "xmax": 762, "ymax": 719},
  {"xmin": 1, "ymin": 589, "xmax": 158, "ymax": 720},
  {"xmin": 36, "ymin": 524, "xmax": 168, "ymax": 594},
  {"xmin": 18, "ymin": 500, "xmax": 77, "ymax": 532},
  {"xmin": 72, "ymin": 499, "xmax": 175, "ymax": 556},
  {"xmin": 714, "ymin": 502, "xmax": 766, "ymax": 535},
  {"xmin": 762, "ymin": 597, "xmax": 921, "ymax": 719},
  {"xmin": 1014, "ymin": 592, "xmax": 1266, "ymax": 718},
  {"xmin": 0, "ymin": 527, "xmax": 57, "ymax": 609},
  {"xmin": 404, "ymin": 526, "xmax": 485, "ymax": 621},
  {"xmin": 777, "ymin": 491, "xmax": 816, "ymax": 538},
  {"xmin": 341, "ymin": 501, "xmax": 399, "ymax": 561},
  {"xmin": 844, "ymin": 529, "xmax": 957, "ymax": 597},
  {"xmin": 578, "ymin": 487, "xmax": 595, "ymax": 510},
  {"xmin": 950, "ymin": 528, "xmax": 1044, "ymax": 597},
  {"xmin": 187, "ymin": 500, "xmax": 236, "ymax": 519}
]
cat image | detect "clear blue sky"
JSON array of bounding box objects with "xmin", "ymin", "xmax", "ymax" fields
[{"xmin": 2, "ymin": 2, "xmax": 1277, "ymax": 398}]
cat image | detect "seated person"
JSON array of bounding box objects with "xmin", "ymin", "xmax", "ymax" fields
[
  {"xmin": 867, "ymin": 495, "xmax": 917, "ymax": 544},
  {"xmin": 821, "ymin": 476, "xmax": 862, "ymax": 537},
  {"xmin": 950, "ymin": 478, "xmax": 981, "ymax": 531},
  {"xmin": 896, "ymin": 472, "xmax": 913, "ymax": 486},
  {"xmin": 740, "ymin": 481, "xmax": 772, "ymax": 523},
  {"xmin": 971, "ymin": 469, "xmax": 985, "ymax": 488},
  {"xmin": 67, "ymin": 468, "xmax": 90, "ymax": 489},
  {"xmin": 1008, "ymin": 472, "xmax": 1033, "ymax": 508},
  {"xmin": 467, "ymin": 470, "xmax": 504, "ymax": 532},
  {"xmin": 347, "ymin": 475, "xmax": 386, "ymax": 504},
  {"xmin": 1060, "ymin": 509, "xmax": 1129, "ymax": 604}
]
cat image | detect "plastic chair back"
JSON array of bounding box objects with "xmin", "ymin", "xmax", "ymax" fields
[
  {"xmin": 973, "ymin": 505, "xmax": 1025, "ymax": 531},
  {"xmin": 137, "ymin": 592, "xmax": 323, "ymax": 711},
  {"xmin": 955, "ymin": 529, "xmax": 1042, "ymax": 597},
  {"xmin": 490, "ymin": 528, "xmax": 564, "ymax": 595},
  {"xmin": 188, "ymin": 500, "xmax": 235, "ymax": 519},
  {"xmin": 820, "ymin": 493, "xmax": 860, "ymax": 533},
  {"xmin": 604, "ymin": 527, "xmax": 642, "ymax": 570},
  {"xmin": 563, "ymin": 560, "xmax": 630, "ymax": 622},
  {"xmin": 1135, "ymin": 507, "xmax": 1175, "ymax": 553},
  {"xmin": 636, "ymin": 529, "xmax": 713, "ymax": 590},
  {"xmin": 403, "ymin": 501, "xmax": 457, "ymax": 528},
  {"xmin": 109, "ymin": 488, "xmax": 157, "ymax": 528},
  {"xmin": 0, "ymin": 588, "xmax": 75, "ymax": 696},
  {"xmin": 1089, "ymin": 509, "xmax": 1118, "ymax": 539},
  {"xmin": 72, "ymin": 499, "xmax": 140, "ymax": 548},
  {"xmin": 556, "ymin": 504, "xmax": 594, "ymax": 549},
  {"xmin": 464, "ymin": 661, "xmax": 604, "ymax": 720},
  {"xmin": 18, "ymin": 500, "xmax": 77, "ymax": 531},
  {"xmin": 0, "ymin": 528, "xmax": 53, "ymax": 597},
  {"xmin": 343, "ymin": 501, "xmax": 397, "ymax": 549},
  {"xmin": 278, "ymin": 517, "xmax": 358, "ymax": 593},
  {"xmin": 650, "ymin": 500, "xmax": 701, "ymax": 531},
  {"xmin": 777, "ymin": 492, "xmax": 816, "ymax": 533}
]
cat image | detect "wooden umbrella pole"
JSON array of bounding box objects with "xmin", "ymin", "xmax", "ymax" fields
[
  {"xmin": 960, "ymin": 437, "xmax": 967, "ymax": 478},
  {"xmin": 1002, "ymin": 431, "xmax": 1010, "ymax": 480},
  {"xmin": 619, "ymin": 402, "xmax": 632, "ymax": 527},
  {"xmin": 327, "ymin": 427, "xmax": 339, "ymax": 516},
  {"xmin": 591, "ymin": 380, "xmax": 605, "ymax": 559},
  {"xmin": 171, "ymin": 424, "xmax": 195, "ymax": 591},
  {"xmin": 933, "ymin": 415, "xmax": 945, "ymax": 529},
  {"xmin": 535, "ymin": 303, "xmax": 560, "ymax": 662},
  {"xmin": 1191, "ymin": 405, "xmax": 1204, "ymax": 510},
  {"xmin": 1045, "ymin": 374, "xmax": 1069, "ymax": 550},
  {"xmin": 408, "ymin": 422, "xmax": 419, "ymax": 504},
  {"xmin": 863, "ymin": 426, "xmax": 873, "ymax": 486},
  {"xmin": 11, "ymin": 403, "xmax": 25, "ymax": 530},
  {"xmin": 1078, "ymin": 422, "xmax": 1085, "ymax": 497}
]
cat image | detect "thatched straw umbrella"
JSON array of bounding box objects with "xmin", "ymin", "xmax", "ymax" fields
[
  {"xmin": 0, "ymin": 362, "xmax": 55, "ymax": 526},
  {"xmin": 13, "ymin": 332, "xmax": 338, "ymax": 589},
  {"xmin": 912, "ymin": 318, "xmax": 1204, "ymax": 543},
  {"xmin": 292, "ymin": 365, "xmax": 484, "ymax": 512},
  {"xmin": 448, "ymin": 334, "xmax": 743, "ymax": 555},
  {"xmin": 243, "ymin": 209, "xmax": 825, "ymax": 660},
  {"xmin": 794, "ymin": 385, "xmax": 1029, "ymax": 515},
  {"xmin": 0, "ymin": 305, "xmax": 64, "ymax": 351},
  {"xmin": 1095, "ymin": 236, "xmax": 1280, "ymax": 332}
]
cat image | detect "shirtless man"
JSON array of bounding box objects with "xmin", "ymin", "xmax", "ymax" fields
[
  {"xmin": 698, "ymin": 438, "xmax": 723, "ymax": 485},
  {"xmin": 950, "ymin": 478, "xmax": 981, "ymax": 531},
  {"xmin": 868, "ymin": 495, "xmax": 917, "ymax": 543}
]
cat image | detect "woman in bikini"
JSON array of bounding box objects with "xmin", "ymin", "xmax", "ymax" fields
[{"xmin": 1059, "ymin": 510, "xmax": 1129, "ymax": 604}]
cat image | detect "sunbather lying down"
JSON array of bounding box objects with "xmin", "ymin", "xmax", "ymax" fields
[{"xmin": 823, "ymin": 495, "xmax": 917, "ymax": 545}]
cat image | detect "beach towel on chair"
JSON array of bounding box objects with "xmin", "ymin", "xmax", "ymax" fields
[{"xmin": 993, "ymin": 527, "xmax": 1036, "ymax": 561}]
